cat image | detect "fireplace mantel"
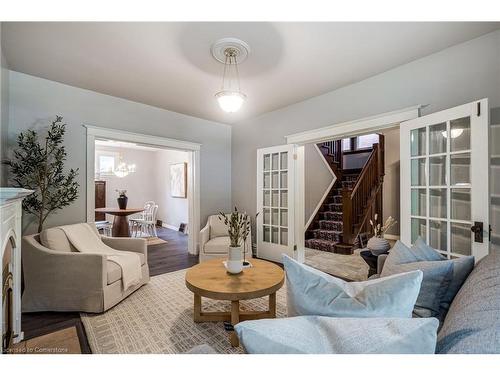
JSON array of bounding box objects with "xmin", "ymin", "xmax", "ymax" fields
[{"xmin": 1, "ymin": 187, "xmax": 33, "ymax": 353}]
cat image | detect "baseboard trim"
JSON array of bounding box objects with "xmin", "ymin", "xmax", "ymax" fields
[{"xmin": 161, "ymin": 223, "xmax": 179, "ymax": 231}]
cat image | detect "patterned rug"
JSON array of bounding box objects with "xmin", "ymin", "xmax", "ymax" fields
[{"xmin": 81, "ymin": 269, "xmax": 287, "ymax": 354}]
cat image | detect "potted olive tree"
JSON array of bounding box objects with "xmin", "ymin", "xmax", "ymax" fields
[{"xmin": 4, "ymin": 116, "xmax": 79, "ymax": 232}]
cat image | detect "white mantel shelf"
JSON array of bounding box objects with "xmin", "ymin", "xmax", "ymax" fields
[{"xmin": 0, "ymin": 188, "xmax": 34, "ymax": 205}]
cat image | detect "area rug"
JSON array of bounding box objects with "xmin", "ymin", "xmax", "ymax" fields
[
  {"xmin": 304, "ymin": 248, "xmax": 369, "ymax": 281},
  {"xmin": 81, "ymin": 269, "xmax": 287, "ymax": 354},
  {"xmin": 145, "ymin": 237, "xmax": 168, "ymax": 246}
]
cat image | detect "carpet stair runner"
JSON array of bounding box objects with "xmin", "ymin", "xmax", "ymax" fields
[{"xmin": 305, "ymin": 173, "xmax": 360, "ymax": 254}]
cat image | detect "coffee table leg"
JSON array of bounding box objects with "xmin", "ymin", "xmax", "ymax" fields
[
  {"xmin": 269, "ymin": 292, "xmax": 277, "ymax": 318},
  {"xmin": 230, "ymin": 300, "xmax": 240, "ymax": 347},
  {"xmin": 193, "ymin": 294, "xmax": 202, "ymax": 322}
]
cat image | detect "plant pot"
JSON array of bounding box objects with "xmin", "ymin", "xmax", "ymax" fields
[
  {"xmin": 367, "ymin": 236, "xmax": 391, "ymax": 255},
  {"xmin": 225, "ymin": 246, "xmax": 243, "ymax": 274},
  {"xmin": 117, "ymin": 195, "xmax": 128, "ymax": 209}
]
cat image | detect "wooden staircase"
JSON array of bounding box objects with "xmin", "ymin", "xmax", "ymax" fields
[{"xmin": 305, "ymin": 136, "xmax": 385, "ymax": 254}]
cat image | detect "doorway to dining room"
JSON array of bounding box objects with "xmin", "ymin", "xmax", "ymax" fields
[{"xmin": 85, "ymin": 126, "xmax": 201, "ymax": 255}]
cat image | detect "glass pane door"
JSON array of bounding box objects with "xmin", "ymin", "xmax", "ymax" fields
[
  {"xmin": 410, "ymin": 118, "xmax": 472, "ymax": 257},
  {"xmin": 257, "ymin": 145, "xmax": 295, "ymax": 262},
  {"xmin": 402, "ymin": 99, "xmax": 489, "ymax": 261}
]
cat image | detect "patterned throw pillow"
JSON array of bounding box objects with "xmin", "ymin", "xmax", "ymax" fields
[{"xmin": 283, "ymin": 255, "xmax": 423, "ymax": 318}]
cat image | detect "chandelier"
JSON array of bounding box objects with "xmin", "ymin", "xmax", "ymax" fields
[
  {"xmin": 212, "ymin": 38, "xmax": 250, "ymax": 113},
  {"xmin": 113, "ymin": 154, "xmax": 136, "ymax": 178}
]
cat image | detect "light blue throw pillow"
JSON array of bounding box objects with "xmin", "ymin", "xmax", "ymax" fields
[
  {"xmin": 235, "ymin": 316, "xmax": 439, "ymax": 354},
  {"xmin": 412, "ymin": 237, "xmax": 446, "ymax": 261},
  {"xmin": 412, "ymin": 237, "xmax": 474, "ymax": 315},
  {"xmin": 283, "ymin": 255, "xmax": 423, "ymax": 318}
]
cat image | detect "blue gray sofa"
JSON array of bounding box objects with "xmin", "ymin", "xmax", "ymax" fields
[{"xmin": 435, "ymin": 251, "xmax": 500, "ymax": 353}]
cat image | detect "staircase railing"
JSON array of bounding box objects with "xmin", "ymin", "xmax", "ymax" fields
[
  {"xmin": 319, "ymin": 140, "xmax": 343, "ymax": 172},
  {"xmin": 342, "ymin": 136, "xmax": 385, "ymax": 245}
]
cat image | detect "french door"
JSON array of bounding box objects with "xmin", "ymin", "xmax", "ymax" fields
[
  {"xmin": 400, "ymin": 99, "xmax": 489, "ymax": 260},
  {"xmin": 256, "ymin": 145, "xmax": 296, "ymax": 263}
]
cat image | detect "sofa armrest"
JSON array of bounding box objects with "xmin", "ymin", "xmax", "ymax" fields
[
  {"xmin": 101, "ymin": 236, "xmax": 147, "ymax": 261},
  {"xmin": 200, "ymin": 222, "xmax": 210, "ymax": 251},
  {"xmin": 22, "ymin": 236, "xmax": 107, "ymax": 311},
  {"xmin": 377, "ymin": 254, "xmax": 388, "ymax": 275}
]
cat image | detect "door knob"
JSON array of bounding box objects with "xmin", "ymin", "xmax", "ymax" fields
[{"xmin": 471, "ymin": 222, "xmax": 483, "ymax": 243}]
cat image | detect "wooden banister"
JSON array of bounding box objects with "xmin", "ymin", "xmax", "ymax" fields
[{"xmin": 342, "ymin": 135, "xmax": 385, "ymax": 245}]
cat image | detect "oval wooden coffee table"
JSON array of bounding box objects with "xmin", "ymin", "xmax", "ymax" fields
[{"xmin": 185, "ymin": 258, "xmax": 284, "ymax": 347}]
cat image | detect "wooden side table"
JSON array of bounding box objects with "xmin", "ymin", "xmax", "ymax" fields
[
  {"xmin": 185, "ymin": 258, "xmax": 284, "ymax": 347},
  {"xmin": 94, "ymin": 208, "xmax": 144, "ymax": 237}
]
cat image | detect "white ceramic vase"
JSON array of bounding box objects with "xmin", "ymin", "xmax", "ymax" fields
[
  {"xmin": 226, "ymin": 246, "xmax": 243, "ymax": 274},
  {"xmin": 367, "ymin": 236, "xmax": 391, "ymax": 255}
]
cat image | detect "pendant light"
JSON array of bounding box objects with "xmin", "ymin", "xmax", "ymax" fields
[{"xmin": 212, "ymin": 38, "xmax": 250, "ymax": 113}]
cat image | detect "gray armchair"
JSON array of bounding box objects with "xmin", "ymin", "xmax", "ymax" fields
[{"xmin": 22, "ymin": 225, "xmax": 149, "ymax": 313}]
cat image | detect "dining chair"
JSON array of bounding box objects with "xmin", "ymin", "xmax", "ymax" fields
[
  {"xmin": 130, "ymin": 201, "xmax": 155, "ymax": 237},
  {"xmin": 138, "ymin": 204, "xmax": 158, "ymax": 237}
]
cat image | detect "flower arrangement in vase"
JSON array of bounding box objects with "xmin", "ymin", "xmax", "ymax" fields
[
  {"xmin": 218, "ymin": 207, "xmax": 257, "ymax": 274},
  {"xmin": 367, "ymin": 214, "xmax": 397, "ymax": 255}
]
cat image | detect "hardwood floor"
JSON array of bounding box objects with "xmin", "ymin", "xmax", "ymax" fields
[{"xmin": 20, "ymin": 227, "xmax": 197, "ymax": 354}]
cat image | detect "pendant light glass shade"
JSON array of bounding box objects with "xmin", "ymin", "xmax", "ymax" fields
[{"xmin": 215, "ymin": 90, "xmax": 246, "ymax": 113}]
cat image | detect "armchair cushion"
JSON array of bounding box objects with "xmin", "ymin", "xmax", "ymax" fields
[
  {"xmin": 40, "ymin": 227, "xmax": 77, "ymax": 252},
  {"xmin": 203, "ymin": 237, "xmax": 230, "ymax": 254},
  {"xmin": 208, "ymin": 215, "xmax": 229, "ymax": 238},
  {"xmin": 107, "ymin": 253, "xmax": 146, "ymax": 285},
  {"xmin": 203, "ymin": 236, "xmax": 252, "ymax": 255}
]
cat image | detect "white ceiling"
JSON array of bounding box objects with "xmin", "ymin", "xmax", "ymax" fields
[{"xmin": 3, "ymin": 22, "xmax": 499, "ymax": 124}]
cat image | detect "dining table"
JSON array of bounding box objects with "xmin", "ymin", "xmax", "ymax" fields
[{"xmin": 94, "ymin": 207, "xmax": 144, "ymax": 237}]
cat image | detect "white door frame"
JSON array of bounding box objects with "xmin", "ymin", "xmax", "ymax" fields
[
  {"xmin": 285, "ymin": 105, "xmax": 423, "ymax": 258},
  {"xmin": 84, "ymin": 125, "xmax": 201, "ymax": 255}
]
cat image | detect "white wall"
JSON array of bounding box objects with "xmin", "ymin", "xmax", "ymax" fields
[
  {"xmin": 380, "ymin": 127, "xmax": 400, "ymax": 236},
  {"xmin": 304, "ymin": 143, "xmax": 333, "ymax": 224},
  {"xmin": 0, "ymin": 23, "xmax": 9, "ymax": 186},
  {"xmin": 232, "ymin": 30, "xmax": 500, "ymax": 226},
  {"xmin": 7, "ymin": 71, "xmax": 232, "ymax": 234},
  {"xmin": 155, "ymin": 149, "xmax": 189, "ymax": 229}
]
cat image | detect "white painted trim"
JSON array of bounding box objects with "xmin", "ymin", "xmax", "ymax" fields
[
  {"xmin": 84, "ymin": 125, "xmax": 201, "ymax": 255},
  {"xmin": 286, "ymin": 105, "xmax": 422, "ymax": 145},
  {"xmin": 161, "ymin": 223, "xmax": 179, "ymax": 231},
  {"xmin": 85, "ymin": 125, "xmax": 201, "ymax": 150},
  {"xmin": 304, "ymin": 144, "xmax": 336, "ymax": 230},
  {"xmin": 295, "ymin": 145, "xmax": 305, "ymax": 263}
]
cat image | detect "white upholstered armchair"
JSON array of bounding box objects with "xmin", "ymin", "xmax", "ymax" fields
[{"xmin": 199, "ymin": 215, "xmax": 252, "ymax": 261}]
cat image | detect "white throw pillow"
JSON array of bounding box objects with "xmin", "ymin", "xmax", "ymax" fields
[
  {"xmin": 235, "ymin": 316, "xmax": 439, "ymax": 354},
  {"xmin": 283, "ymin": 254, "xmax": 422, "ymax": 318}
]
